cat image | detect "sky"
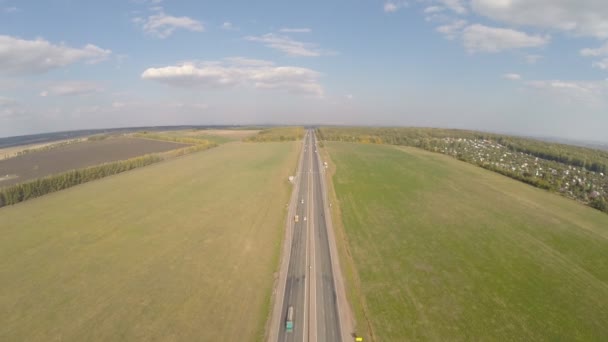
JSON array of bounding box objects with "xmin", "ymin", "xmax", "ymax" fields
[{"xmin": 1, "ymin": 0, "xmax": 607, "ymax": 141}]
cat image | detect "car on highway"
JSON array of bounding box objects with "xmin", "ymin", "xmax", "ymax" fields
[{"xmin": 286, "ymin": 306, "xmax": 294, "ymax": 333}]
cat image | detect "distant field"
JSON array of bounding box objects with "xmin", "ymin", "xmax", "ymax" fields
[
  {"xmin": 158, "ymin": 129, "xmax": 260, "ymax": 144},
  {"xmin": 0, "ymin": 137, "xmax": 187, "ymax": 187},
  {"xmin": 326, "ymin": 142, "xmax": 608, "ymax": 341},
  {"xmin": 0, "ymin": 141, "xmax": 298, "ymax": 341}
]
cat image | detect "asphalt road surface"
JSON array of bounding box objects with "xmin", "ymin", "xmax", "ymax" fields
[{"xmin": 277, "ymin": 130, "xmax": 342, "ymax": 342}]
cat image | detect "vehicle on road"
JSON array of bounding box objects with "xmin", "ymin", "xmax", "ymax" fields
[
  {"xmin": 286, "ymin": 306, "xmax": 294, "ymax": 333},
  {"xmin": 301, "ymin": 199, "xmax": 304, "ymax": 204},
  {"xmin": 304, "ymin": 216, "xmax": 307, "ymax": 221},
  {"xmin": 294, "ymin": 215, "xmax": 299, "ymax": 222}
]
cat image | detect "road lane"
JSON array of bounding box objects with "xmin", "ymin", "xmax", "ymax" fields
[
  {"xmin": 311, "ymin": 133, "xmax": 341, "ymax": 342},
  {"xmin": 274, "ymin": 130, "xmax": 344, "ymax": 342}
]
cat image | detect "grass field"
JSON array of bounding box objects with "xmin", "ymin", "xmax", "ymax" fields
[
  {"xmin": 0, "ymin": 141, "xmax": 299, "ymax": 341},
  {"xmin": 0, "ymin": 137, "xmax": 188, "ymax": 187},
  {"xmin": 326, "ymin": 142, "xmax": 608, "ymax": 341}
]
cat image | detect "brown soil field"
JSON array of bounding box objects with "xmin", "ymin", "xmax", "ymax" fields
[
  {"xmin": 0, "ymin": 137, "xmax": 188, "ymax": 187},
  {"xmin": 0, "ymin": 138, "xmax": 86, "ymax": 161}
]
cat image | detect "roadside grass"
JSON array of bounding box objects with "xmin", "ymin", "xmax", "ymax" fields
[
  {"xmin": 326, "ymin": 142, "xmax": 608, "ymax": 341},
  {"xmin": 0, "ymin": 141, "xmax": 299, "ymax": 342}
]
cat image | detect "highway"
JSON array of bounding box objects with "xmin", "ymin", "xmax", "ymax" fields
[{"xmin": 275, "ymin": 129, "xmax": 343, "ymax": 342}]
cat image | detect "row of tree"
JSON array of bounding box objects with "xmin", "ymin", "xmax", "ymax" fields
[
  {"xmin": 244, "ymin": 127, "xmax": 305, "ymax": 142},
  {"xmin": 0, "ymin": 155, "xmax": 162, "ymax": 208}
]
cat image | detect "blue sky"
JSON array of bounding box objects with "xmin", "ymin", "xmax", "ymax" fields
[{"xmin": 1, "ymin": 0, "xmax": 607, "ymax": 141}]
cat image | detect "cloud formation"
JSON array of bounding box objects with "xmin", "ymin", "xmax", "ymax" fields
[
  {"xmin": 503, "ymin": 73, "xmax": 522, "ymax": 81},
  {"xmin": 526, "ymin": 79, "xmax": 608, "ymax": 106},
  {"xmin": 141, "ymin": 58, "xmax": 323, "ymax": 96},
  {"xmin": 0, "ymin": 35, "xmax": 111, "ymax": 74},
  {"xmin": 580, "ymin": 42, "xmax": 608, "ymax": 70},
  {"xmin": 462, "ymin": 24, "xmax": 549, "ymax": 53},
  {"xmin": 221, "ymin": 22, "xmax": 237, "ymax": 31},
  {"xmin": 279, "ymin": 28, "xmax": 312, "ymax": 33},
  {"xmin": 471, "ymin": 0, "xmax": 608, "ymax": 39},
  {"xmin": 40, "ymin": 81, "xmax": 103, "ymax": 97},
  {"xmin": 133, "ymin": 8, "xmax": 203, "ymax": 38},
  {"xmin": 245, "ymin": 33, "xmax": 325, "ymax": 57}
]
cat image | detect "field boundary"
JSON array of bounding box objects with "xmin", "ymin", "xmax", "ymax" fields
[{"xmin": 319, "ymin": 142, "xmax": 376, "ymax": 342}]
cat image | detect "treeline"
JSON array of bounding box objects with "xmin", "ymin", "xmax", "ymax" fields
[
  {"xmin": 494, "ymin": 137, "xmax": 608, "ymax": 173},
  {"xmin": 0, "ymin": 155, "xmax": 161, "ymax": 208},
  {"xmin": 317, "ymin": 127, "xmax": 608, "ymax": 172},
  {"xmin": 245, "ymin": 127, "xmax": 305, "ymax": 142},
  {"xmin": 134, "ymin": 132, "xmax": 212, "ymax": 145}
]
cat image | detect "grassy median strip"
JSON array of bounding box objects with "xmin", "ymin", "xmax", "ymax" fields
[
  {"xmin": 327, "ymin": 142, "xmax": 608, "ymax": 341},
  {"xmin": 0, "ymin": 141, "xmax": 299, "ymax": 341}
]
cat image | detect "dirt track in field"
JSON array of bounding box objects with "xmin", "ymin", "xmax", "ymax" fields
[{"xmin": 0, "ymin": 137, "xmax": 188, "ymax": 187}]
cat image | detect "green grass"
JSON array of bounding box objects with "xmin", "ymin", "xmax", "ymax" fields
[
  {"xmin": 326, "ymin": 142, "xmax": 608, "ymax": 341},
  {"xmin": 0, "ymin": 141, "xmax": 299, "ymax": 341}
]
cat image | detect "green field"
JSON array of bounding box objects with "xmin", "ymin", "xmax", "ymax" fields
[
  {"xmin": 326, "ymin": 142, "xmax": 608, "ymax": 341},
  {"xmin": 0, "ymin": 141, "xmax": 298, "ymax": 341}
]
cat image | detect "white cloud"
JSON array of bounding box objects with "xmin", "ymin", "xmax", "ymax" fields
[
  {"xmin": 130, "ymin": 0, "xmax": 163, "ymax": 4},
  {"xmin": 525, "ymin": 54, "xmax": 543, "ymax": 64},
  {"xmin": 424, "ymin": 6, "xmax": 444, "ymax": 14},
  {"xmin": 471, "ymin": 0, "xmax": 608, "ymax": 39},
  {"xmin": 462, "ymin": 24, "xmax": 549, "ymax": 53},
  {"xmin": 593, "ymin": 58, "xmax": 608, "ymax": 70},
  {"xmin": 0, "ymin": 35, "xmax": 111, "ymax": 74},
  {"xmin": 245, "ymin": 33, "xmax": 325, "ymax": 57},
  {"xmin": 384, "ymin": 1, "xmax": 410, "ymax": 13},
  {"xmin": 581, "ymin": 42, "xmax": 608, "ymax": 57},
  {"xmin": 436, "ymin": 19, "xmax": 467, "ymax": 40},
  {"xmin": 526, "ymin": 79, "xmax": 608, "ymax": 106},
  {"xmin": 384, "ymin": 2, "xmax": 399, "ymax": 13},
  {"xmin": 134, "ymin": 8, "xmax": 204, "ymax": 38},
  {"xmin": 141, "ymin": 58, "xmax": 324, "ymax": 96},
  {"xmin": 39, "ymin": 81, "xmax": 103, "ymax": 97},
  {"xmin": 503, "ymin": 73, "xmax": 522, "ymax": 80},
  {"xmin": 221, "ymin": 22, "xmax": 237, "ymax": 31},
  {"xmin": 580, "ymin": 42, "xmax": 608, "ymax": 70},
  {"xmin": 438, "ymin": 0, "xmax": 467, "ymax": 14},
  {"xmin": 279, "ymin": 28, "xmax": 312, "ymax": 33}
]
